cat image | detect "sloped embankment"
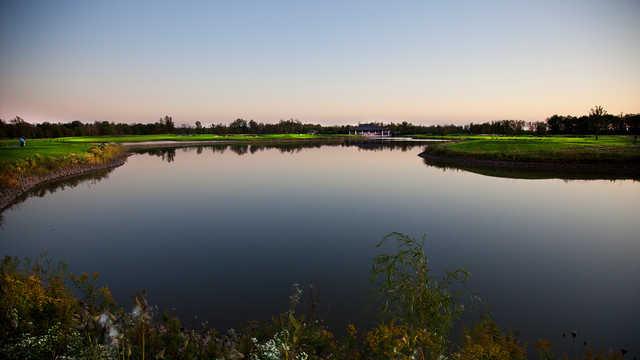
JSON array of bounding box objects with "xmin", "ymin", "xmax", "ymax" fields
[{"xmin": 0, "ymin": 144, "xmax": 127, "ymax": 211}]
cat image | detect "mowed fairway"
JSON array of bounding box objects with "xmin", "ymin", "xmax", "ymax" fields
[
  {"xmin": 0, "ymin": 139, "xmax": 92, "ymax": 165},
  {"xmin": 418, "ymin": 135, "xmax": 640, "ymax": 162}
]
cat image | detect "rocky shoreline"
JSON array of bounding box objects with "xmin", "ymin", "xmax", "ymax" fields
[{"xmin": 0, "ymin": 154, "xmax": 128, "ymax": 212}]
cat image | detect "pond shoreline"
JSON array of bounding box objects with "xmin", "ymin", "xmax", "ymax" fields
[
  {"xmin": 0, "ymin": 154, "xmax": 129, "ymax": 212},
  {"xmin": 419, "ymin": 149, "xmax": 640, "ymax": 179},
  {"xmin": 0, "ymin": 138, "xmax": 356, "ymax": 212},
  {"xmin": 3, "ymin": 137, "xmax": 638, "ymax": 212}
]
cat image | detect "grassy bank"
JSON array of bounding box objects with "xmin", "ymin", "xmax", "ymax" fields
[
  {"xmin": 0, "ymin": 139, "xmax": 124, "ymax": 189},
  {"xmin": 415, "ymin": 135, "xmax": 640, "ymax": 162}
]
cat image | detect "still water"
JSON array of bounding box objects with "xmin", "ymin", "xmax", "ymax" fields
[{"xmin": 1, "ymin": 141, "xmax": 638, "ymax": 350}]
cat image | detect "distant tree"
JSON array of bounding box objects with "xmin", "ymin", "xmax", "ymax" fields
[
  {"xmin": 625, "ymin": 113, "xmax": 640, "ymax": 142},
  {"xmin": 2, "ymin": 109, "xmax": 639, "ymax": 139},
  {"xmin": 159, "ymin": 115, "xmax": 175, "ymax": 133},
  {"xmin": 589, "ymin": 105, "xmax": 607, "ymax": 139},
  {"xmin": 546, "ymin": 115, "xmax": 562, "ymax": 134},
  {"xmin": 533, "ymin": 121, "xmax": 547, "ymax": 135},
  {"xmin": 589, "ymin": 105, "xmax": 607, "ymax": 118},
  {"xmin": 229, "ymin": 118, "xmax": 248, "ymax": 133},
  {"xmin": 248, "ymin": 120, "xmax": 259, "ymax": 134},
  {"xmin": 9, "ymin": 116, "xmax": 35, "ymax": 138},
  {"xmin": 0, "ymin": 118, "xmax": 7, "ymax": 138}
]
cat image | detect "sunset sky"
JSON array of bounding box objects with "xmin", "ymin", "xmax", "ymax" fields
[{"xmin": 1, "ymin": 0, "xmax": 638, "ymax": 126}]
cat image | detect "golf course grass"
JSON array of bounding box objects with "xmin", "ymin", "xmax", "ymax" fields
[
  {"xmin": 0, "ymin": 138, "xmax": 93, "ymax": 165},
  {"xmin": 0, "ymin": 138, "xmax": 124, "ymax": 192},
  {"xmin": 415, "ymin": 135, "xmax": 640, "ymax": 162}
]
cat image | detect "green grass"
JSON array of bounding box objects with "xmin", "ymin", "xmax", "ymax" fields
[
  {"xmin": 1, "ymin": 134, "xmax": 349, "ymax": 165},
  {"xmin": 0, "ymin": 139, "xmax": 124, "ymax": 189},
  {"xmin": 0, "ymin": 138, "xmax": 92, "ymax": 165},
  {"xmin": 416, "ymin": 135, "xmax": 640, "ymax": 162},
  {"xmin": 56, "ymin": 133, "xmax": 347, "ymax": 143}
]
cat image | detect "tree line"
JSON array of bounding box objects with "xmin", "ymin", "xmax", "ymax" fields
[{"xmin": 1, "ymin": 107, "xmax": 639, "ymax": 138}]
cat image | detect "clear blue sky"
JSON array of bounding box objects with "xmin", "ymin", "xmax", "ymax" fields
[{"xmin": 1, "ymin": 0, "xmax": 638, "ymax": 125}]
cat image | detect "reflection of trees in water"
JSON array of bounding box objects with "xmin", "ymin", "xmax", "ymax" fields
[
  {"xmin": 143, "ymin": 148, "xmax": 176, "ymax": 162},
  {"xmin": 228, "ymin": 144, "xmax": 249, "ymax": 155},
  {"xmin": 137, "ymin": 140, "xmax": 426, "ymax": 162},
  {"xmin": 211, "ymin": 146, "xmax": 226, "ymax": 155},
  {"xmin": 1, "ymin": 169, "xmax": 114, "ymax": 226}
]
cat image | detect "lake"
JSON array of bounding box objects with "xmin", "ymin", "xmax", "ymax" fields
[{"xmin": 1, "ymin": 140, "xmax": 638, "ymax": 350}]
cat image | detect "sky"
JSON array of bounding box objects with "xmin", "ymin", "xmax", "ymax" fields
[{"xmin": 0, "ymin": 0, "xmax": 639, "ymax": 126}]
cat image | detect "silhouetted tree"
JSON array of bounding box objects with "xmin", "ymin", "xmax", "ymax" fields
[
  {"xmin": 229, "ymin": 119, "xmax": 248, "ymax": 133},
  {"xmin": 589, "ymin": 105, "xmax": 607, "ymax": 139}
]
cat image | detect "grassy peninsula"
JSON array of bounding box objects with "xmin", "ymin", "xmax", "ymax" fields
[
  {"xmin": 0, "ymin": 139, "xmax": 124, "ymax": 190},
  {"xmin": 415, "ymin": 135, "xmax": 640, "ymax": 162}
]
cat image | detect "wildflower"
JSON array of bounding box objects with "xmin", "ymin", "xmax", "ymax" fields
[
  {"xmin": 97, "ymin": 313, "xmax": 110, "ymax": 327},
  {"xmin": 108, "ymin": 326, "xmax": 120, "ymax": 346},
  {"xmin": 108, "ymin": 326, "xmax": 119, "ymax": 339},
  {"xmin": 131, "ymin": 305, "xmax": 142, "ymax": 318}
]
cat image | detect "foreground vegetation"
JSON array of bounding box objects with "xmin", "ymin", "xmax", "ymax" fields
[
  {"xmin": 417, "ymin": 135, "xmax": 640, "ymax": 162},
  {"xmin": 0, "ymin": 233, "xmax": 628, "ymax": 359}
]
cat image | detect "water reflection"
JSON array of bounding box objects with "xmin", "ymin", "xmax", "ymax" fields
[
  {"xmin": 145, "ymin": 148, "xmax": 176, "ymax": 162},
  {"xmin": 138, "ymin": 140, "xmax": 639, "ymax": 182},
  {"xmin": 1, "ymin": 169, "xmax": 116, "ymax": 226},
  {"xmin": 134, "ymin": 140, "xmax": 428, "ymax": 162}
]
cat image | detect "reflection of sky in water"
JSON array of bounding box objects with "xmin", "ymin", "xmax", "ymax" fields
[{"xmin": 1, "ymin": 142, "xmax": 639, "ymax": 350}]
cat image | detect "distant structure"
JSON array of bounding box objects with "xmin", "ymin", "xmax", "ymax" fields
[{"xmin": 349, "ymin": 124, "xmax": 391, "ymax": 137}]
